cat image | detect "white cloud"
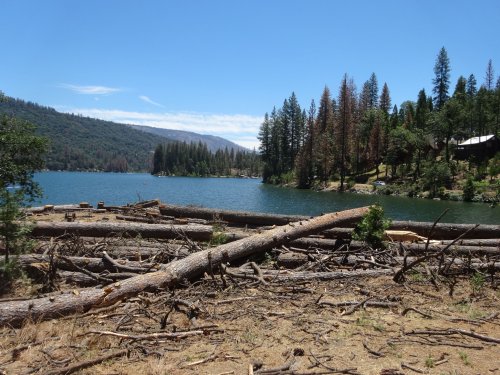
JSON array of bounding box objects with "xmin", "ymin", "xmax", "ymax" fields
[
  {"xmin": 139, "ymin": 95, "xmax": 164, "ymax": 108},
  {"xmin": 59, "ymin": 84, "xmax": 121, "ymax": 95},
  {"xmin": 58, "ymin": 107, "xmax": 263, "ymax": 149}
]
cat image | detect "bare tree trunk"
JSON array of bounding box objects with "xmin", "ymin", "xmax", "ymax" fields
[{"xmin": 0, "ymin": 207, "xmax": 369, "ymax": 327}]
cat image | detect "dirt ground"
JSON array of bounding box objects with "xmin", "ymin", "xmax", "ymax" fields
[{"xmin": 0, "ymin": 211, "xmax": 499, "ymax": 375}]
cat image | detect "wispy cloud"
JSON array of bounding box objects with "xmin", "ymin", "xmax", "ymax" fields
[
  {"xmin": 139, "ymin": 95, "xmax": 164, "ymax": 108},
  {"xmin": 57, "ymin": 107, "xmax": 263, "ymax": 149},
  {"xmin": 59, "ymin": 84, "xmax": 121, "ymax": 95}
]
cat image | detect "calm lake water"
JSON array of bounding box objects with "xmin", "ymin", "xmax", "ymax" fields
[{"xmin": 34, "ymin": 172, "xmax": 500, "ymax": 224}]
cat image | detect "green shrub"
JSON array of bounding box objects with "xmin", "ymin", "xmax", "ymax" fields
[{"xmin": 352, "ymin": 204, "xmax": 391, "ymax": 249}]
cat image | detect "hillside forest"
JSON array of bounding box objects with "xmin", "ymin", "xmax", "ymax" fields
[{"xmin": 258, "ymin": 47, "xmax": 500, "ymax": 201}]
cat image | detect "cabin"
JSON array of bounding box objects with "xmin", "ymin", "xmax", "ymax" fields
[{"xmin": 454, "ymin": 134, "xmax": 500, "ymax": 160}]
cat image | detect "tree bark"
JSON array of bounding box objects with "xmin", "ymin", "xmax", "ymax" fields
[
  {"xmin": 29, "ymin": 221, "xmax": 213, "ymax": 241},
  {"xmin": 0, "ymin": 207, "xmax": 368, "ymax": 327}
]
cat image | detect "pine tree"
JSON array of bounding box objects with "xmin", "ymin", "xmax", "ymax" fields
[
  {"xmin": 379, "ymin": 83, "xmax": 391, "ymax": 115},
  {"xmin": 484, "ymin": 59, "xmax": 495, "ymax": 91},
  {"xmin": 315, "ymin": 86, "xmax": 335, "ymax": 183},
  {"xmin": 336, "ymin": 75, "xmax": 354, "ymax": 191},
  {"xmin": 432, "ymin": 47, "xmax": 451, "ymax": 111}
]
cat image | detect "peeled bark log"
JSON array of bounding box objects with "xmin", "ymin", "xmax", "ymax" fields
[
  {"xmin": 29, "ymin": 221, "xmax": 213, "ymax": 241},
  {"xmin": 0, "ymin": 206, "xmax": 369, "ymax": 327}
]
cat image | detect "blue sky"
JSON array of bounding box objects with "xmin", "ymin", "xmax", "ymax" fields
[{"xmin": 2, "ymin": 0, "xmax": 499, "ymax": 149}]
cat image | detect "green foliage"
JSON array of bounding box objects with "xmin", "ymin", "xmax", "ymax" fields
[
  {"xmin": 421, "ymin": 161, "xmax": 451, "ymax": 198},
  {"xmin": 463, "ymin": 176, "xmax": 475, "ymax": 201},
  {"xmin": 1, "ymin": 116, "xmax": 47, "ymax": 198},
  {"xmin": 352, "ymin": 204, "xmax": 391, "ymax": 249},
  {"xmin": 0, "ymin": 113, "xmax": 46, "ymax": 291},
  {"xmin": 470, "ymin": 271, "xmax": 485, "ymax": 295}
]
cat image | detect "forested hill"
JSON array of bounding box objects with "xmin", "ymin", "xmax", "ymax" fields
[
  {"xmin": 130, "ymin": 125, "xmax": 248, "ymax": 153},
  {"xmin": 0, "ymin": 96, "xmax": 245, "ymax": 172}
]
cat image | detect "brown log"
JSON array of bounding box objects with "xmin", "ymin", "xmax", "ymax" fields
[
  {"xmin": 389, "ymin": 221, "xmax": 499, "ymax": 240},
  {"xmin": 0, "ymin": 206, "xmax": 369, "ymax": 327},
  {"xmin": 159, "ymin": 204, "xmax": 311, "ymax": 226},
  {"xmin": 276, "ymin": 252, "xmax": 309, "ymax": 269},
  {"xmin": 392, "ymin": 243, "xmax": 500, "ymax": 256},
  {"xmin": 19, "ymin": 254, "xmax": 158, "ymax": 278},
  {"xmin": 29, "ymin": 221, "xmax": 213, "ymax": 241}
]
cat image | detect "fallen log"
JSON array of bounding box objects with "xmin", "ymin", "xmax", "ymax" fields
[
  {"xmin": 159, "ymin": 204, "xmax": 311, "ymax": 226},
  {"xmin": 0, "ymin": 206, "xmax": 369, "ymax": 327},
  {"xmin": 391, "ymin": 243, "xmax": 500, "ymax": 256},
  {"xmin": 389, "ymin": 221, "xmax": 499, "ymax": 240},
  {"xmin": 29, "ymin": 221, "xmax": 213, "ymax": 241}
]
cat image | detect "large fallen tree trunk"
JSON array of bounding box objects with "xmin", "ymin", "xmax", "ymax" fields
[
  {"xmin": 159, "ymin": 204, "xmax": 499, "ymax": 239},
  {"xmin": 0, "ymin": 206, "xmax": 368, "ymax": 327},
  {"xmin": 159, "ymin": 204, "xmax": 311, "ymax": 226},
  {"xmin": 29, "ymin": 221, "xmax": 213, "ymax": 241}
]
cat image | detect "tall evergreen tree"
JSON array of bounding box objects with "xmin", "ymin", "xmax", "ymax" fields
[
  {"xmin": 379, "ymin": 83, "xmax": 391, "ymax": 115},
  {"xmin": 336, "ymin": 75, "xmax": 354, "ymax": 190},
  {"xmin": 315, "ymin": 86, "xmax": 335, "ymax": 183},
  {"xmin": 432, "ymin": 47, "xmax": 451, "ymax": 111},
  {"xmin": 484, "ymin": 59, "xmax": 495, "ymax": 91},
  {"xmin": 368, "ymin": 72, "xmax": 379, "ymax": 108}
]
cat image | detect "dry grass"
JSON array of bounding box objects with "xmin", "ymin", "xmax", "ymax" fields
[{"xmin": 1, "ymin": 274, "xmax": 499, "ymax": 375}]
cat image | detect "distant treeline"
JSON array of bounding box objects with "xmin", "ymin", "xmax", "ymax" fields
[
  {"xmin": 258, "ymin": 47, "xmax": 500, "ymax": 193},
  {"xmin": 152, "ymin": 141, "xmax": 261, "ymax": 177}
]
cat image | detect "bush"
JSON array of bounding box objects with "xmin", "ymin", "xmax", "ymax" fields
[
  {"xmin": 352, "ymin": 204, "xmax": 391, "ymax": 249},
  {"xmin": 463, "ymin": 176, "xmax": 475, "ymax": 202}
]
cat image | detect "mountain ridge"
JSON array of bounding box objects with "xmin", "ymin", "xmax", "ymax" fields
[{"xmin": 0, "ymin": 95, "xmax": 249, "ymax": 172}]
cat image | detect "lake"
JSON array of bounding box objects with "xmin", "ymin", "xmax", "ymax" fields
[{"xmin": 34, "ymin": 172, "xmax": 499, "ymax": 224}]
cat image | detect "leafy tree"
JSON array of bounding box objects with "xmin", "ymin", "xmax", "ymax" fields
[
  {"xmin": 0, "ymin": 103, "xmax": 47, "ymax": 289},
  {"xmin": 422, "ymin": 161, "xmax": 451, "ymax": 198},
  {"xmin": 432, "ymin": 47, "xmax": 451, "ymax": 111}
]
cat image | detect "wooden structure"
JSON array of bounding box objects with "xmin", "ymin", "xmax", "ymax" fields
[{"xmin": 455, "ymin": 134, "xmax": 499, "ymax": 160}]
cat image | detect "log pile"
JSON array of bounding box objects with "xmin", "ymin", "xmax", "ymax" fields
[{"xmin": 0, "ymin": 202, "xmax": 498, "ymax": 374}]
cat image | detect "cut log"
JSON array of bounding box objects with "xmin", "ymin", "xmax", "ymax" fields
[
  {"xmin": 389, "ymin": 221, "xmax": 499, "ymax": 240},
  {"xmin": 159, "ymin": 204, "xmax": 311, "ymax": 226},
  {"xmin": 0, "ymin": 206, "xmax": 369, "ymax": 327},
  {"xmin": 29, "ymin": 221, "xmax": 213, "ymax": 241}
]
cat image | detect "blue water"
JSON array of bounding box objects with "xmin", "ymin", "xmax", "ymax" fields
[{"xmin": 34, "ymin": 172, "xmax": 500, "ymax": 224}]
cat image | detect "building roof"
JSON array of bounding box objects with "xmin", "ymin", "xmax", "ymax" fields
[{"xmin": 458, "ymin": 134, "xmax": 496, "ymax": 146}]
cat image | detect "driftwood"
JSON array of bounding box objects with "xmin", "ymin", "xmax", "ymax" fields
[
  {"xmin": 0, "ymin": 206, "xmax": 369, "ymax": 327},
  {"xmin": 29, "ymin": 221, "xmax": 213, "ymax": 241}
]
